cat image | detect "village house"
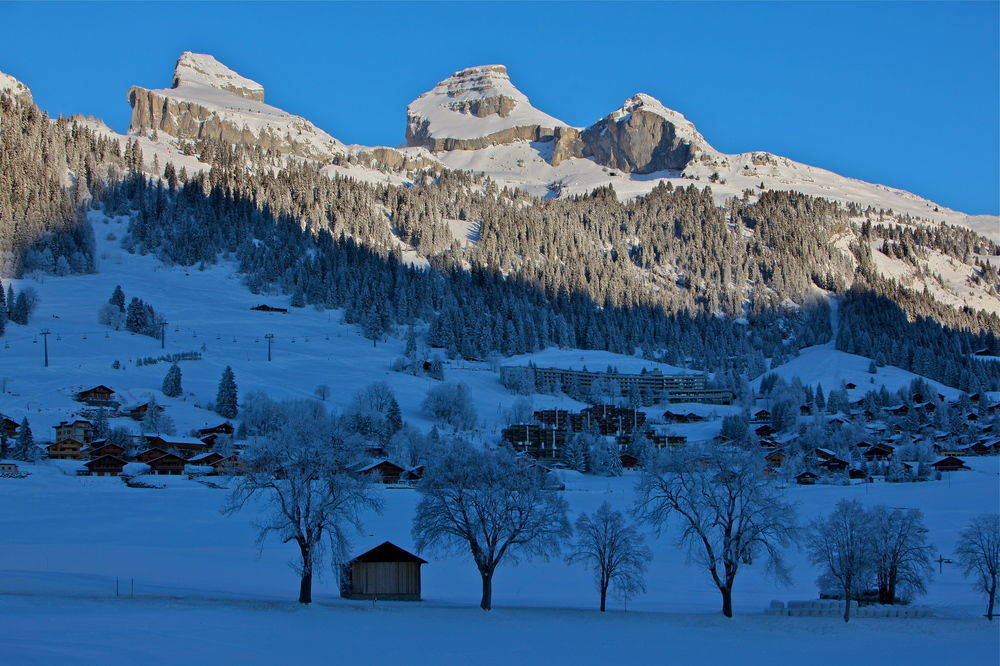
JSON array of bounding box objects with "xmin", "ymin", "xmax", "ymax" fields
[
  {"xmin": 84, "ymin": 455, "xmax": 127, "ymax": 477},
  {"xmin": 146, "ymin": 453, "xmax": 187, "ymax": 475},
  {"xmin": 932, "ymin": 456, "xmax": 969, "ymax": 472},
  {"xmin": 136, "ymin": 447, "xmax": 171, "ymax": 463},
  {"xmin": 0, "ymin": 462, "xmax": 19, "ymax": 474},
  {"xmin": 620, "ymin": 453, "xmax": 639, "ymax": 469},
  {"xmin": 356, "ymin": 460, "xmax": 406, "ymax": 484},
  {"xmin": 126, "ymin": 402, "xmax": 165, "ymax": 421},
  {"xmin": 341, "ymin": 542, "xmax": 426, "ymax": 601},
  {"xmin": 47, "ymin": 438, "xmax": 87, "ymax": 460},
  {"xmin": 54, "ymin": 420, "xmax": 96, "ymax": 445},
  {"xmin": 75, "ymin": 385, "xmax": 117, "ymax": 406},
  {"xmin": 86, "ymin": 442, "xmax": 126, "ymax": 460},
  {"xmin": 197, "ymin": 422, "xmax": 235, "ymax": 437},
  {"xmin": 796, "ymin": 471, "xmax": 819, "ymax": 485},
  {"xmin": 818, "ymin": 457, "xmax": 850, "ymax": 473},
  {"xmin": 863, "ymin": 444, "xmax": 895, "ymax": 462},
  {"xmin": 0, "ymin": 416, "xmax": 19, "ymax": 438},
  {"xmin": 145, "ymin": 435, "xmax": 211, "ymax": 458}
]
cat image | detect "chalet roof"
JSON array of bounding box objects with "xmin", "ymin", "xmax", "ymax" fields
[
  {"xmin": 932, "ymin": 456, "xmax": 967, "ymax": 467},
  {"xmin": 351, "ymin": 541, "xmax": 427, "ymax": 565},
  {"xmin": 79, "ymin": 385, "xmax": 114, "ymax": 394},
  {"xmin": 148, "ymin": 435, "xmax": 209, "ymax": 446},
  {"xmin": 356, "ymin": 459, "xmax": 405, "ymax": 474},
  {"xmin": 796, "ymin": 471, "xmax": 818, "ymax": 479},
  {"xmin": 85, "ymin": 455, "xmax": 127, "ymax": 468},
  {"xmin": 146, "ymin": 453, "xmax": 187, "ymax": 465},
  {"xmin": 189, "ymin": 452, "xmax": 225, "ymax": 463}
]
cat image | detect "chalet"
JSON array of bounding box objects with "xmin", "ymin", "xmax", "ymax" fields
[
  {"xmin": 0, "ymin": 416, "xmax": 19, "ymax": 438},
  {"xmin": 251, "ymin": 304, "xmax": 288, "ymax": 313},
  {"xmin": 84, "ymin": 455, "xmax": 127, "ymax": 477},
  {"xmin": 666, "ymin": 435, "xmax": 688, "ymax": 446},
  {"xmin": 915, "ymin": 402, "xmax": 937, "ymax": 414},
  {"xmin": 750, "ymin": 410, "xmax": 771, "ymax": 423},
  {"xmin": 796, "ymin": 471, "xmax": 819, "ymax": 485},
  {"xmin": 932, "ymin": 456, "xmax": 969, "ymax": 472},
  {"xmin": 863, "ymin": 444, "xmax": 895, "ymax": 462},
  {"xmin": 799, "ymin": 405, "xmax": 813, "ymax": 416},
  {"xmin": 819, "ymin": 457, "xmax": 849, "ymax": 473},
  {"xmin": 136, "ymin": 447, "xmax": 171, "ymax": 463},
  {"xmin": 145, "ymin": 435, "xmax": 211, "ymax": 457},
  {"xmin": 146, "ymin": 453, "xmax": 187, "ymax": 475},
  {"xmin": 848, "ymin": 468, "xmax": 868, "ymax": 480},
  {"xmin": 189, "ymin": 452, "xmax": 226, "ymax": 467},
  {"xmin": 341, "ymin": 541, "xmax": 426, "ymax": 601},
  {"xmin": 814, "ymin": 448, "xmax": 836, "ymax": 461},
  {"xmin": 86, "ymin": 442, "xmax": 126, "ymax": 460},
  {"xmin": 968, "ymin": 393, "xmax": 981, "ymax": 404},
  {"xmin": 663, "ymin": 411, "xmax": 704, "ymax": 424},
  {"xmin": 764, "ymin": 450, "xmax": 786, "ymax": 468},
  {"xmin": 197, "ymin": 423, "xmax": 234, "ymax": 437},
  {"xmin": 884, "ymin": 404, "xmax": 909, "ymax": 416},
  {"xmin": 968, "ymin": 442, "xmax": 992, "ymax": 457},
  {"xmin": 127, "ymin": 402, "xmax": 164, "ymax": 421},
  {"xmin": 965, "ymin": 412, "xmax": 979, "ymax": 422},
  {"xmin": 356, "ymin": 460, "xmax": 405, "ymax": 484},
  {"xmin": 827, "ymin": 416, "xmax": 849, "ymax": 426},
  {"xmin": 210, "ymin": 456, "xmax": 242, "ymax": 475},
  {"xmin": 844, "ymin": 383, "xmax": 857, "ymax": 390},
  {"xmin": 620, "ymin": 453, "xmax": 640, "ymax": 469},
  {"xmin": 759, "ymin": 438, "xmax": 779, "ymax": 448},
  {"xmin": 754, "ymin": 425, "xmax": 777, "ymax": 438},
  {"xmin": 75, "ymin": 385, "xmax": 116, "ymax": 405},
  {"xmin": 47, "ymin": 438, "xmax": 86, "ymax": 460},
  {"xmin": 403, "ymin": 465, "xmax": 425, "ymax": 482},
  {"xmin": 54, "ymin": 420, "xmax": 95, "ymax": 444}
]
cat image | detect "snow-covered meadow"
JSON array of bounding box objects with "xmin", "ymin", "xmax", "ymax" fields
[{"xmin": 0, "ymin": 213, "xmax": 997, "ymax": 664}]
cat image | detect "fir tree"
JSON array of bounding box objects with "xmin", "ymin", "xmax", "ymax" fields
[
  {"xmin": 13, "ymin": 417, "xmax": 34, "ymax": 461},
  {"xmin": 216, "ymin": 366, "xmax": 239, "ymax": 418},
  {"xmin": 110, "ymin": 285, "xmax": 125, "ymax": 312},
  {"xmin": 162, "ymin": 363, "xmax": 183, "ymax": 397}
]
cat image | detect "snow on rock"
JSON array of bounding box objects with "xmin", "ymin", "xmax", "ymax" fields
[
  {"xmin": 128, "ymin": 52, "xmax": 344, "ymax": 160},
  {"xmin": 504, "ymin": 348, "xmax": 700, "ymax": 376},
  {"xmin": 406, "ymin": 64, "xmax": 571, "ymax": 151},
  {"xmin": 0, "ymin": 70, "xmax": 32, "ymax": 105},
  {"xmin": 171, "ymin": 52, "xmax": 265, "ymax": 102},
  {"xmin": 579, "ymin": 93, "xmax": 718, "ymax": 174}
]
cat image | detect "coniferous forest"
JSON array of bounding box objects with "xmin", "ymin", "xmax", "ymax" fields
[{"xmin": 1, "ymin": 88, "xmax": 998, "ymax": 391}]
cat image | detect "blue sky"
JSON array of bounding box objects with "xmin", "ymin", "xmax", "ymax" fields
[{"xmin": 1, "ymin": 1, "xmax": 997, "ymax": 215}]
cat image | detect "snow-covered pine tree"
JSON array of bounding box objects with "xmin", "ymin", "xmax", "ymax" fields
[
  {"xmin": 162, "ymin": 363, "xmax": 183, "ymax": 397},
  {"xmin": 14, "ymin": 417, "xmax": 34, "ymax": 461},
  {"xmin": 215, "ymin": 366, "xmax": 239, "ymax": 418}
]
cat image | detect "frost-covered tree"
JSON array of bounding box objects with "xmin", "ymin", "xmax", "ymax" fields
[
  {"xmin": 955, "ymin": 514, "xmax": 1000, "ymax": 621},
  {"xmin": 141, "ymin": 397, "xmax": 175, "ymax": 435},
  {"xmin": 314, "ymin": 384, "xmax": 331, "ymax": 401},
  {"xmin": 109, "ymin": 285, "xmax": 125, "ymax": 312},
  {"xmin": 636, "ymin": 447, "xmax": 797, "ymax": 617},
  {"xmin": 805, "ymin": 499, "xmax": 873, "ymax": 622},
  {"xmin": 588, "ymin": 437, "xmax": 623, "ymax": 477},
  {"xmin": 223, "ymin": 400, "xmax": 382, "ymax": 604},
  {"xmin": 13, "ymin": 417, "xmax": 34, "ymax": 461},
  {"xmin": 868, "ymin": 505, "xmax": 933, "ymax": 604},
  {"xmin": 561, "ymin": 433, "xmax": 588, "ymax": 472},
  {"xmin": 215, "ymin": 366, "xmax": 238, "ymax": 419},
  {"xmin": 342, "ymin": 382, "xmax": 401, "ymax": 445},
  {"xmin": 421, "ymin": 382, "xmax": 476, "ymax": 431},
  {"xmin": 161, "ymin": 363, "xmax": 182, "ymax": 398},
  {"xmin": 412, "ymin": 442, "xmax": 570, "ymax": 610},
  {"xmin": 567, "ymin": 501, "xmax": 652, "ymax": 611}
]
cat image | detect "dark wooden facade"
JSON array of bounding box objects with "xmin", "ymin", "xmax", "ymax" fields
[
  {"xmin": 146, "ymin": 453, "xmax": 187, "ymax": 475},
  {"xmin": 85, "ymin": 455, "xmax": 127, "ymax": 476},
  {"xmin": 342, "ymin": 542, "xmax": 426, "ymax": 601}
]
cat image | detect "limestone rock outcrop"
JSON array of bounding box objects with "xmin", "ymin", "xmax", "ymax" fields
[
  {"xmin": 406, "ymin": 65, "xmax": 570, "ymax": 153},
  {"xmin": 128, "ymin": 52, "xmax": 342, "ymax": 159},
  {"xmin": 580, "ymin": 94, "xmax": 714, "ymax": 174},
  {"xmin": 0, "ymin": 71, "xmax": 33, "ymax": 105}
]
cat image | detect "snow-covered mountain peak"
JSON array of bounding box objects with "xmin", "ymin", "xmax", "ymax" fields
[
  {"xmin": 128, "ymin": 52, "xmax": 343, "ymax": 160},
  {"xmin": 0, "ymin": 70, "xmax": 32, "ymax": 105},
  {"xmin": 609, "ymin": 93, "xmax": 713, "ymax": 151},
  {"xmin": 171, "ymin": 52, "xmax": 265, "ymax": 102},
  {"xmin": 406, "ymin": 64, "xmax": 569, "ymax": 151}
]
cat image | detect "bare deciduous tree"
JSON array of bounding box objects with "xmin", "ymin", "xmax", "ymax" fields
[
  {"xmin": 955, "ymin": 513, "xmax": 1000, "ymax": 621},
  {"xmin": 868, "ymin": 505, "xmax": 934, "ymax": 605},
  {"xmin": 412, "ymin": 442, "xmax": 570, "ymax": 610},
  {"xmin": 806, "ymin": 499, "xmax": 872, "ymax": 622},
  {"xmin": 567, "ymin": 501, "xmax": 652, "ymax": 611},
  {"xmin": 636, "ymin": 448, "xmax": 797, "ymax": 618},
  {"xmin": 223, "ymin": 399, "xmax": 382, "ymax": 604}
]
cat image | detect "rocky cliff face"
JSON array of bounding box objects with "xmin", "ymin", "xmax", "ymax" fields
[
  {"xmin": 580, "ymin": 94, "xmax": 714, "ymax": 174},
  {"xmin": 128, "ymin": 52, "xmax": 342, "ymax": 160},
  {"xmin": 406, "ymin": 65, "xmax": 570, "ymax": 153}
]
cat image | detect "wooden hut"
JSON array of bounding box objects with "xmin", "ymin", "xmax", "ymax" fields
[
  {"xmin": 932, "ymin": 456, "xmax": 969, "ymax": 472},
  {"xmin": 341, "ymin": 542, "xmax": 426, "ymax": 601},
  {"xmin": 795, "ymin": 471, "xmax": 819, "ymax": 485},
  {"xmin": 146, "ymin": 453, "xmax": 187, "ymax": 475},
  {"xmin": 75, "ymin": 385, "xmax": 116, "ymax": 405},
  {"xmin": 47, "ymin": 438, "xmax": 86, "ymax": 460},
  {"xmin": 356, "ymin": 460, "xmax": 405, "ymax": 484}
]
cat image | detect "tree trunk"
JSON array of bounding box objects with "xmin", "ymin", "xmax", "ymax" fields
[
  {"xmin": 298, "ymin": 543, "xmax": 313, "ymax": 604},
  {"xmin": 843, "ymin": 584, "xmax": 852, "ymax": 622},
  {"xmin": 299, "ymin": 569, "xmax": 313, "ymax": 604},
  {"xmin": 721, "ymin": 586, "xmax": 733, "ymax": 618},
  {"xmin": 480, "ymin": 570, "xmax": 493, "ymax": 611},
  {"xmin": 987, "ymin": 579, "xmax": 996, "ymax": 621},
  {"xmin": 600, "ymin": 583, "xmax": 608, "ymax": 612}
]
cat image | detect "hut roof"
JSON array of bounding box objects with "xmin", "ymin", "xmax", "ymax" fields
[{"xmin": 351, "ymin": 541, "xmax": 427, "ymax": 564}]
